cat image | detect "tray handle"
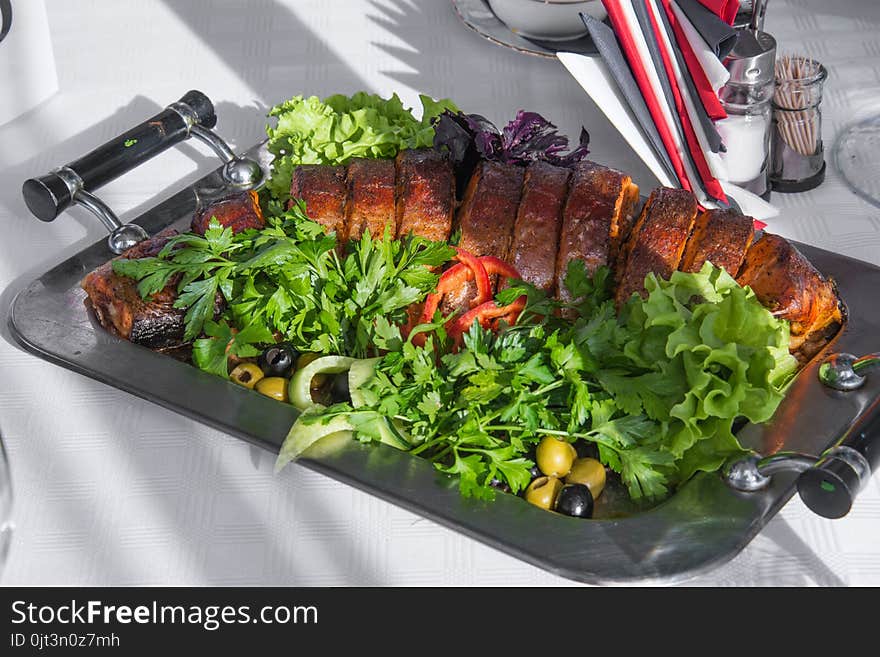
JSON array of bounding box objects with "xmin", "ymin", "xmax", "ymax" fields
[
  {"xmin": 21, "ymin": 90, "xmax": 264, "ymax": 254},
  {"xmin": 726, "ymin": 354, "xmax": 880, "ymax": 519},
  {"xmin": 23, "ymin": 90, "xmax": 216, "ymax": 223}
]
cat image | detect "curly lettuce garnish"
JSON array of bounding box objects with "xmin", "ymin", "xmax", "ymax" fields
[{"xmin": 265, "ymin": 92, "xmax": 458, "ymax": 202}]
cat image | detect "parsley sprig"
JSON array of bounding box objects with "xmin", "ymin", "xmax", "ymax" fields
[
  {"xmin": 112, "ymin": 201, "xmax": 456, "ymax": 366},
  {"xmin": 316, "ymin": 262, "xmax": 796, "ymax": 503}
]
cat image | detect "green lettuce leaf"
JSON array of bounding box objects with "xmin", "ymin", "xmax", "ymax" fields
[
  {"xmin": 266, "ymin": 92, "xmax": 458, "ymax": 202},
  {"xmin": 620, "ymin": 262, "xmax": 798, "ymax": 486}
]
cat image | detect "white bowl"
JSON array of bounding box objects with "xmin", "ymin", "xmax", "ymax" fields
[{"xmin": 486, "ymin": 0, "xmax": 607, "ymax": 42}]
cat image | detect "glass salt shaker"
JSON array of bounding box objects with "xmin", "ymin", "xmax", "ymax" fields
[{"xmin": 715, "ymin": 30, "xmax": 777, "ymax": 200}]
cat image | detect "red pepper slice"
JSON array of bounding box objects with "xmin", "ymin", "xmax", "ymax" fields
[
  {"xmin": 417, "ymin": 249, "xmax": 492, "ymax": 325},
  {"xmin": 418, "ymin": 262, "xmax": 471, "ymax": 325},
  {"xmin": 448, "ymin": 295, "xmax": 527, "ymax": 346},
  {"xmin": 410, "ymin": 252, "xmax": 524, "ymax": 349},
  {"xmin": 479, "ymin": 255, "xmax": 521, "ymax": 285},
  {"xmin": 455, "ymin": 248, "xmax": 492, "ymax": 307}
]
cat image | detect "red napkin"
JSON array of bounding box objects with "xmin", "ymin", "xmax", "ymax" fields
[
  {"xmin": 645, "ymin": 1, "xmax": 727, "ymax": 202},
  {"xmin": 659, "ymin": 0, "xmax": 727, "ymax": 120},
  {"xmin": 602, "ymin": 1, "xmax": 691, "ymax": 192},
  {"xmin": 697, "ymin": 0, "xmax": 739, "ymax": 25}
]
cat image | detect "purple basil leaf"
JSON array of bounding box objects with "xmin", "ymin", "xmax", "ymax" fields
[
  {"xmin": 432, "ymin": 110, "xmax": 477, "ymax": 166},
  {"xmin": 552, "ymin": 127, "xmax": 591, "ymax": 166},
  {"xmin": 500, "ymin": 111, "xmax": 590, "ymax": 166},
  {"xmin": 432, "ymin": 110, "xmax": 505, "ymax": 164},
  {"xmin": 463, "ymin": 113, "xmax": 502, "ymax": 160},
  {"xmin": 432, "ymin": 109, "xmax": 589, "ymax": 195},
  {"xmin": 433, "ymin": 110, "xmax": 503, "ymax": 199}
]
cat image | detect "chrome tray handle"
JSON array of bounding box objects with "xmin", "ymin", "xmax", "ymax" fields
[
  {"xmin": 726, "ymin": 354, "xmax": 880, "ymax": 518},
  {"xmin": 22, "ymin": 90, "xmax": 264, "ymax": 254},
  {"xmin": 725, "ymin": 446, "xmax": 872, "ymax": 519},
  {"xmin": 818, "ymin": 352, "xmax": 880, "ymax": 391}
]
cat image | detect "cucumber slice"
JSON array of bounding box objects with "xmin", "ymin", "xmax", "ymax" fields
[
  {"xmin": 275, "ymin": 413, "xmax": 355, "ymax": 472},
  {"xmin": 289, "ymin": 355, "xmax": 356, "ymax": 411},
  {"xmin": 275, "ymin": 409, "xmax": 411, "ymax": 473},
  {"xmin": 348, "ymin": 357, "xmax": 381, "ymax": 408},
  {"xmin": 381, "ymin": 419, "xmax": 411, "ymax": 450}
]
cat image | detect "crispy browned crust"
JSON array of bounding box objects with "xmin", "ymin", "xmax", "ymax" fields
[
  {"xmin": 290, "ymin": 164, "xmax": 346, "ymax": 237},
  {"xmin": 736, "ymin": 232, "xmax": 843, "ymax": 360},
  {"xmin": 395, "ymin": 149, "xmax": 455, "ymax": 243},
  {"xmin": 192, "ymin": 190, "xmax": 264, "ymax": 235},
  {"xmin": 442, "ymin": 160, "xmax": 525, "ymax": 313},
  {"xmin": 81, "ymin": 229, "xmax": 187, "ymax": 350},
  {"xmin": 345, "ymin": 158, "xmax": 397, "ymax": 242},
  {"xmin": 555, "ymin": 161, "xmax": 638, "ymax": 304},
  {"xmin": 84, "ymin": 149, "xmax": 844, "ymax": 365},
  {"xmin": 679, "ymin": 208, "xmax": 755, "ymax": 276},
  {"xmin": 614, "ymin": 187, "xmax": 698, "ymax": 307},
  {"xmin": 506, "ymin": 161, "xmax": 570, "ymax": 294},
  {"xmin": 456, "ymin": 160, "xmax": 525, "ymax": 260}
]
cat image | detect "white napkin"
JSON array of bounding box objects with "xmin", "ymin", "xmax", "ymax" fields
[
  {"xmin": 721, "ymin": 182, "xmax": 780, "ymax": 220},
  {"xmin": 557, "ymin": 51, "xmax": 779, "ymax": 222},
  {"xmin": 670, "ymin": 0, "xmax": 730, "ymax": 94},
  {"xmin": 557, "ymin": 51, "xmax": 675, "ymax": 187},
  {"xmin": 647, "ymin": 0, "xmax": 727, "ymax": 181}
]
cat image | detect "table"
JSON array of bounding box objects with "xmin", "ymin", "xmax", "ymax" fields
[{"xmin": 1, "ymin": 0, "xmax": 878, "ymax": 586}]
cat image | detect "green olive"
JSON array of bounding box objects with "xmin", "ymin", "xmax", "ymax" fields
[
  {"xmin": 296, "ymin": 354, "xmax": 329, "ymax": 402},
  {"xmin": 524, "ymin": 476, "xmax": 563, "ymax": 511},
  {"xmin": 309, "ymin": 373, "xmax": 330, "ymax": 404},
  {"xmin": 255, "ymin": 376, "xmax": 289, "ymax": 402},
  {"xmin": 565, "ymin": 457, "xmax": 606, "ymax": 498},
  {"xmin": 535, "ymin": 437, "xmax": 577, "ymax": 478},
  {"xmin": 229, "ymin": 362, "xmax": 264, "ymax": 389}
]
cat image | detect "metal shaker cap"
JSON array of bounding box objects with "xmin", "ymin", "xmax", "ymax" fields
[{"xmin": 726, "ymin": 30, "xmax": 777, "ymax": 86}]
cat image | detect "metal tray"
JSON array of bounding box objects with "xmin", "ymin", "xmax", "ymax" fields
[{"xmin": 9, "ymin": 143, "xmax": 880, "ymax": 584}]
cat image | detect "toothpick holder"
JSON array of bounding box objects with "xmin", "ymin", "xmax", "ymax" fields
[{"xmin": 770, "ymin": 58, "xmax": 828, "ymax": 193}]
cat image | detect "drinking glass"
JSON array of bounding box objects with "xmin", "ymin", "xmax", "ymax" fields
[
  {"xmin": 834, "ymin": 109, "xmax": 880, "ymax": 208},
  {"xmin": 0, "ymin": 430, "xmax": 12, "ymax": 580}
]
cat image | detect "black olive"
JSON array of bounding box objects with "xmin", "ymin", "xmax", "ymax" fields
[
  {"xmin": 556, "ymin": 484, "xmax": 594, "ymax": 519},
  {"xmin": 576, "ymin": 441, "xmax": 599, "ymax": 460},
  {"xmin": 330, "ymin": 371, "xmax": 351, "ymax": 404},
  {"xmin": 258, "ymin": 344, "xmax": 298, "ymax": 377},
  {"xmin": 489, "ymin": 477, "xmax": 511, "ymax": 494},
  {"xmin": 528, "ymin": 464, "xmax": 541, "ymax": 479}
]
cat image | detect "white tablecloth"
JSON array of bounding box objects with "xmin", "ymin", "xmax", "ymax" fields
[{"xmin": 1, "ymin": 0, "xmax": 878, "ymax": 586}]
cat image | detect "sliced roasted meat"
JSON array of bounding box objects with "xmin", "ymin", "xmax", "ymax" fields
[
  {"xmin": 615, "ymin": 187, "xmax": 698, "ymax": 307},
  {"xmin": 345, "ymin": 158, "xmax": 397, "ymax": 242},
  {"xmin": 506, "ymin": 161, "xmax": 570, "ymax": 294},
  {"xmin": 395, "ymin": 149, "xmax": 455, "ymax": 243},
  {"xmin": 290, "ymin": 164, "xmax": 346, "ymax": 236},
  {"xmin": 81, "ymin": 229, "xmax": 216, "ymax": 351},
  {"xmin": 191, "ymin": 190, "xmax": 264, "ymax": 235},
  {"xmin": 443, "ymin": 160, "xmax": 524, "ymax": 313},
  {"xmin": 679, "ymin": 208, "xmax": 755, "ymax": 276},
  {"xmin": 736, "ymin": 233, "xmax": 843, "ymax": 361},
  {"xmin": 555, "ymin": 161, "xmax": 639, "ymax": 304}
]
